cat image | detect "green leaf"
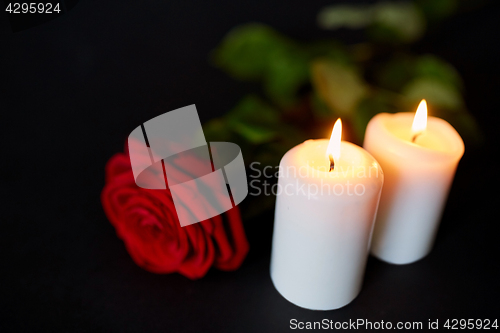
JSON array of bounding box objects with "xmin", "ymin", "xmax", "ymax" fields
[
  {"xmin": 376, "ymin": 54, "xmax": 463, "ymax": 93},
  {"xmin": 370, "ymin": 2, "xmax": 426, "ymax": 43},
  {"xmin": 311, "ymin": 59, "xmax": 368, "ymax": 115},
  {"xmin": 402, "ymin": 77, "xmax": 463, "ymax": 110},
  {"xmin": 414, "ymin": 55, "xmax": 463, "ymax": 90},
  {"xmin": 225, "ymin": 95, "xmax": 280, "ymax": 144},
  {"xmin": 211, "ymin": 23, "xmax": 290, "ymax": 80},
  {"xmin": 317, "ymin": 5, "xmax": 374, "ymax": 29},
  {"xmin": 230, "ymin": 122, "xmax": 277, "ymax": 144},
  {"xmin": 211, "ymin": 23, "xmax": 310, "ymax": 107},
  {"xmin": 227, "ymin": 95, "xmax": 279, "ymax": 123},
  {"xmin": 263, "ymin": 46, "xmax": 310, "ymax": 107},
  {"xmin": 318, "ymin": 2, "xmax": 426, "ymax": 43}
]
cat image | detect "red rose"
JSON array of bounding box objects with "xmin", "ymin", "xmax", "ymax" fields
[{"xmin": 101, "ymin": 148, "xmax": 249, "ymax": 279}]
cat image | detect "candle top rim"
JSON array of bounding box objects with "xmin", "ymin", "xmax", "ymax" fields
[
  {"xmin": 289, "ymin": 139, "xmax": 383, "ymax": 181},
  {"xmin": 277, "ymin": 139, "xmax": 384, "ymax": 200},
  {"xmin": 368, "ymin": 112, "xmax": 465, "ymax": 163}
]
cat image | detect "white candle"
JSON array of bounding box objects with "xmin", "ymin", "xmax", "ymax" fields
[
  {"xmin": 270, "ymin": 120, "xmax": 384, "ymax": 310},
  {"xmin": 363, "ymin": 100, "xmax": 465, "ymax": 265}
]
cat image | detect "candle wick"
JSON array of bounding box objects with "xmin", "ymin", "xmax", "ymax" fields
[
  {"xmin": 329, "ymin": 154, "xmax": 335, "ymax": 172},
  {"xmin": 411, "ymin": 132, "xmax": 421, "ymax": 143}
]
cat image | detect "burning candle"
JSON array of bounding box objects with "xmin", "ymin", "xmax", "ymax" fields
[
  {"xmin": 363, "ymin": 100, "xmax": 465, "ymax": 264},
  {"xmin": 270, "ymin": 119, "xmax": 384, "ymax": 310}
]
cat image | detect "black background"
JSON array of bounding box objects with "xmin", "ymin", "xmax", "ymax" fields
[{"xmin": 1, "ymin": 0, "xmax": 499, "ymax": 331}]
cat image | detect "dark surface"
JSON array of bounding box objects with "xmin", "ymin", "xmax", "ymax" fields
[{"xmin": 1, "ymin": 0, "xmax": 499, "ymax": 331}]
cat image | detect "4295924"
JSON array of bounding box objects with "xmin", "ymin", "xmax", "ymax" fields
[
  {"xmin": 6, "ymin": 3, "xmax": 61, "ymax": 14},
  {"xmin": 444, "ymin": 319, "xmax": 498, "ymax": 330}
]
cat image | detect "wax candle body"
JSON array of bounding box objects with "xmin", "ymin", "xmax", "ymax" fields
[
  {"xmin": 363, "ymin": 112, "xmax": 464, "ymax": 265},
  {"xmin": 270, "ymin": 140, "xmax": 383, "ymax": 310}
]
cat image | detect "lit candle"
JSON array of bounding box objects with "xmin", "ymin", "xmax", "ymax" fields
[
  {"xmin": 270, "ymin": 119, "xmax": 384, "ymax": 310},
  {"xmin": 363, "ymin": 100, "xmax": 465, "ymax": 264}
]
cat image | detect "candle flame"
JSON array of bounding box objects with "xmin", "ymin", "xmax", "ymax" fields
[
  {"xmin": 326, "ymin": 118, "xmax": 342, "ymax": 162},
  {"xmin": 411, "ymin": 99, "xmax": 428, "ymax": 136}
]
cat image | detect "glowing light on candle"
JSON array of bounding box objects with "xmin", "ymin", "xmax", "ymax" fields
[
  {"xmin": 326, "ymin": 118, "xmax": 342, "ymax": 170},
  {"xmin": 411, "ymin": 99, "xmax": 427, "ymax": 142}
]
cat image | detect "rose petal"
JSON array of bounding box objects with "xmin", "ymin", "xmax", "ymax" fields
[{"xmin": 213, "ymin": 206, "xmax": 249, "ymax": 271}]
